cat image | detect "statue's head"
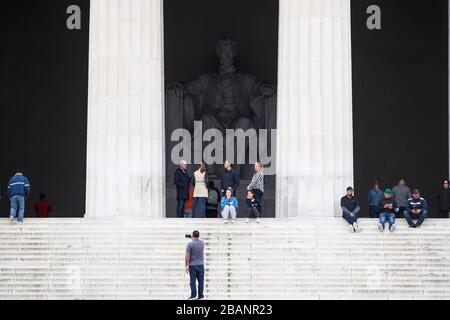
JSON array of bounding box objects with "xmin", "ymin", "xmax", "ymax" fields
[{"xmin": 216, "ymin": 39, "xmax": 238, "ymax": 68}]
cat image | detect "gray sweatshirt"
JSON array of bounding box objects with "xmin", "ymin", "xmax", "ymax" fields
[{"xmin": 392, "ymin": 184, "xmax": 412, "ymax": 207}]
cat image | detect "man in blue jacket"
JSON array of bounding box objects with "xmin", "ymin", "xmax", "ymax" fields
[
  {"xmin": 7, "ymin": 171, "xmax": 31, "ymax": 224},
  {"xmin": 174, "ymin": 160, "xmax": 191, "ymax": 218},
  {"xmin": 404, "ymin": 189, "xmax": 428, "ymax": 228}
]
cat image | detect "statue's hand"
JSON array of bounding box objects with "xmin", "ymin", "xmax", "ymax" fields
[
  {"xmin": 167, "ymin": 83, "xmax": 186, "ymax": 97},
  {"xmin": 260, "ymin": 85, "xmax": 275, "ymax": 98}
]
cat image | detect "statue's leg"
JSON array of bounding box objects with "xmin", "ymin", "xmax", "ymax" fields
[
  {"xmin": 200, "ymin": 114, "xmax": 225, "ymax": 179},
  {"xmin": 231, "ymin": 117, "xmax": 257, "ymax": 180}
]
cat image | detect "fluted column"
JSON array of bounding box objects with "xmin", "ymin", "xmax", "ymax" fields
[
  {"xmin": 86, "ymin": 0, "xmax": 165, "ymax": 218},
  {"xmin": 276, "ymin": 0, "xmax": 353, "ymax": 217}
]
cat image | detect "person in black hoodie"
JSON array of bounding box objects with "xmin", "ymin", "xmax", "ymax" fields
[
  {"xmin": 377, "ymin": 188, "xmax": 398, "ymax": 232},
  {"xmin": 438, "ymin": 179, "xmax": 450, "ymax": 218}
]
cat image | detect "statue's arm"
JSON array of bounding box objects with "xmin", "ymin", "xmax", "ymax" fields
[{"xmin": 185, "ymin": 74, "xmax": 209, "ymax": 97}]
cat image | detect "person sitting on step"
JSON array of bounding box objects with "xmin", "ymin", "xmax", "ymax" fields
[
  {"xmin": 341, "ymin": 186, "xmax": 361, "ymax": 232},
  {"xmin": 220, "ymin": 188, "xmax": 238, "ymax": 224},
  {"xmin": 404, "ymin": 189, "xmax": 428, "ymax": 228},
  {"xmin": 245, "ymin": 190, "xmax": 262, "ymax": 224},
  {"xmin": 377, "ymin": 188, "xmax": 399, "ymax": 232}
]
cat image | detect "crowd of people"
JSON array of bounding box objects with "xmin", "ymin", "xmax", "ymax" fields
[
  {"xmin": 174, "ymin": 160, "xmax": 264, "ymax": 223},
  {"xmin": 341, "ymin": 178, "xmax": 450, "ymax": 233},
  {"xmin": 2, "ymin": 171, "xmax": 53, "ymax": 224}
]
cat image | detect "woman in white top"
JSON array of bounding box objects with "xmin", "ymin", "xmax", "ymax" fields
[{"xmin": 192, "ymin": 161, "xmax": 209, "ymax": 218}]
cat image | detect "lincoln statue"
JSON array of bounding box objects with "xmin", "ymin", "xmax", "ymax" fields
[{"xmin": 166, "ymin": 39, "xmax": 277, "ymax": 178}]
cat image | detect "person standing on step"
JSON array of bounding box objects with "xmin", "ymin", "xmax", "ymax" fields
[
  {"xmin": 221, "ymin": 188, "xmax": 238, "ymax": 224},
  {"xmin": 377, "ymin": 188, "xmax": 398, "ymax": 232},
  {"xmin": 7, "ymin": 171, "xmax": 31, "ymax": 224},
  {"xmin": 368, "ymin": 181, "xmax": 384, "ymax": 218},
  {"xmin": 247, "ymin": 162, "xmax": 264, "ymax": 204},
  {"xmin": 34, "ymin": 193, "xmax": 53, "ymax": 218},
  {"xmin": 221, "ymin": 161, "xmax": 239, "ymax": 196},
  {"xmin": 185, "ymin": 230, "xmax": 205, "ymax": 300},
  {"xmin": 192, "ymin": 161, "xmax": 209, "ymax": 218},
  {"xmin": 246, "ymin": 190, "xmax": 262, "ymax": 224},
  {"xmin": 404, "ymin": 189, "xmax": 428, "ymax": 228},
  {"xmin": 174, "ymin": 160, "xmax": 191, "ymax": 218},
  {"xmin": 392, "ymin": 178, "xmax": 412, "ymax": 218},
  {"xmin": 438, "ymin": 179, "xmax": 450, "ymax": 218},
  {"xmin": 341, "ymin": 187, "xmax": 361, "ymax": 232}
]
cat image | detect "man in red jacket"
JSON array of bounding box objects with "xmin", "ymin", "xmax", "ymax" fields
[{"xmin": 34, "ymin": 193, "xmax": 53, "ymax": 218}]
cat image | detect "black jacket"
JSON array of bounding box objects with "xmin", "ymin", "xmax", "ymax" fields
[
  {"xmin": 340, "ymin": 196, "xmax": 360, "ymax": 214},
  {"xmin": 438, "ymin": 188, "xmax": 450, "ymax": 211},
  {"xmin": 246, "ymin": 198, "xmax": 262, "ymax": 212},
  {"xmin": 173, "ymin": 168, "xmax": 190, "ymax": 200},
  {"xmin": 377, "ymin": 197, "xmax": 398, "ymax": 214},
  {"xmin": 221, "ymin": 168, "xmax": 240, "ymax": 191}
]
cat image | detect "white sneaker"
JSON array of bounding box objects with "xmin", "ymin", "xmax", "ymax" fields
[
  {"xmin": 245, "ymin": 218, "xmax": 250, "ymax": 223},
  {"xmin": 256, "ymin": 218, "xmax": 261, "ymax": 224},
  {"xmin": 353, "ymin": 222, "xmax": 360, "ymax": 232},
  {"xmin": 349, "ymin": 224, "xmax": 355, "ymax": 233},
  {"xmin": 378, "ymin": 223, "xmax": 384, "ymax": 232},
  {"xmin": 390, "ymin": 224, "xmax": 396, "ymax": 232},
  {"xmin": 231, "ymin": 220, "xmax": 236, "ymax": 224},
  {"xmin": 9, "ymin": 216, "xmax": 15, "ymax": 224},
  {"xmin": 223, "ymin": 219, "xmax": 228, "ymax": 224}
]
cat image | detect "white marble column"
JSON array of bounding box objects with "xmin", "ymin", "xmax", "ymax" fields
[
  {"xmin": 85, "ymin": 0, "xmax": 165, "ymax": 218},
  {"xmin": 276, "ymin": 0, "xmax": 354, "ymax": 217}
]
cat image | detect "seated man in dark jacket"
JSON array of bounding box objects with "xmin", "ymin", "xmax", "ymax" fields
[
  {"xmin": 340, "ymin": 187, "xmax": 360, "ymax": 232},
  {"xmin": 377, "ymin": 188, "xmax": 398, "ymax": 232},
  {"xmin": 404, "ymin": 189, "xmax": 428, "ymax": 228}
]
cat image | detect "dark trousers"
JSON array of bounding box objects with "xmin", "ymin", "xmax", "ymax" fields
[
  {"xmin": 176, "ymin": 199, "xmax": 186, "ymax": 218},
  {"xmin": 404, "ymin": 211, "xmax": 427, "ymax": 227},
  {"xmin": 343, "ymin": 211, "xmax": 358, "ymax": 225},
  {"xmin": 369, "ymin": 206, "xmax": 378, "ymax": 218},
  {"xmin": 189, "ymin": 265, "xmax": 204, "ymax": 298},
  {"xmin": 247, "ymin": 207, "xmax": 261, "ymax": 218},
  {"xmin": 396, "ymin": 206, "xmax": 406, "ymax": 218}
]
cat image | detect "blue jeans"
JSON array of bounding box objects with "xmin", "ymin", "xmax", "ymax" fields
[
  {"xmin": 176, "ymin": 200, "xmax": 186, "ymax": 218},
  {"xmin": 343, "ymin": 211, "xmax": 358, "ymax": 225},
  {"xmin": 189, "ymin": 265, "xmax": 204, "ymax": 298},
  {"xmin": 379, "ymin": 212, "xmax": 396, "ymax": 229},
  {"xmin": 404, "ymin": 210, "xmax": 427, "ymax": 227},
  {"xmin": 10, "ymin": 195, "xmax": 25, "ymax": 222},
  {"xmin": 192, "ymin": 197, "xmax": 206, "ymax": 218}
]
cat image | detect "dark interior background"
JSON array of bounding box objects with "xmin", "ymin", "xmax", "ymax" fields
[
  {"xmin": 351, "ymin": 0, "xmax": 449, "ymax": 216},
  {"xmin": 0, "ymin": 0, "xmax": 89, "ymax": 217},
  {"xmin": 163, "ymin": 0, "xmax": 279, "ymax": 217},
  {"xmin": 163, "ymin": 0, "xmax": 279, "ymax": 86}
]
